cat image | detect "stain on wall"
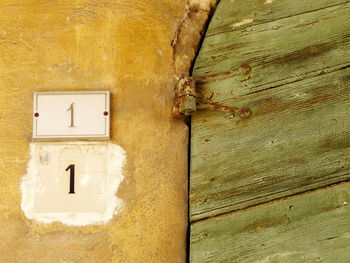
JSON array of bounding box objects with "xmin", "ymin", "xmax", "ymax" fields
[{"xmin": 0, "ymin": 0, "xmax": 212, "ymax": 262}]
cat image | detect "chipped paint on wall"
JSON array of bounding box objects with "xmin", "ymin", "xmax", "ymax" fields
[
  {"xmin": 21, "ymin": 142, "xmax": 126, "ymax": 226},
  {"xmin": 173, "ymin": 0, "xmax": 215, "ymax": 79},
  {"xmin": 188, "ymin": 0, "xmax": 215, "ymax": 11},
  {"xmin": 0, "ymin": 0, "xmax": 212, "ymax": 261}
]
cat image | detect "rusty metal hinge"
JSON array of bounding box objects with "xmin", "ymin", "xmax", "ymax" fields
[{"xmin": 172, "ymin": 76, "xmax": 251, "ymax": 119}]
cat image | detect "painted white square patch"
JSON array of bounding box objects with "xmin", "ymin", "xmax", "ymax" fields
[{"xmin": 21, "ymin": 142, "xmax": 126, "ymax": 226}]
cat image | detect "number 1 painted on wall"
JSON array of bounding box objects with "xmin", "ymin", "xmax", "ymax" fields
[{"xmin": 65, "ymin": 164, "xmax": 75, "ymax": 194}]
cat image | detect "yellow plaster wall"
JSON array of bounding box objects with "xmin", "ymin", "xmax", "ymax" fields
[{"xmin": 0, "ymin": 0, "xmax": 190, "ymax": 262}]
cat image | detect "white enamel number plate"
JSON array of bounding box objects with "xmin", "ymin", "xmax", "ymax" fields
[{"xmin": 33, "ymin": 91, "xmax": 110, "ymax": 139}]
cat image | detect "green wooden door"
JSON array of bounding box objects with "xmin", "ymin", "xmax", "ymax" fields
[{"xmin": 190, "ymin": 0, "xmax": 350, "ymax": 262}]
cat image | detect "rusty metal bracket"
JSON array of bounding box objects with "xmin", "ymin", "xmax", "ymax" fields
[{"xmin": 172, "ymin": 76, "xmax": 251, "ymax": 119}]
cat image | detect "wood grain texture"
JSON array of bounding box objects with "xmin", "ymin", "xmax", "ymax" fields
[
  {"xmin": 193, "ymin": 2, "xmax": 350, "ymax": 102},
  {"xmin": 190, "ymin": 67, "xmax": 350, "ymax": 220},
  {"xmin": 191, "ymin": 182, "xmax": 350, "ymax": 263},
  {"xmin": 190, "ymin": 0, "xmax": 350, "ymax": 261},
  {"xmin": 206, "ymin": 0, "xmax": 349, "ymax": 37}
]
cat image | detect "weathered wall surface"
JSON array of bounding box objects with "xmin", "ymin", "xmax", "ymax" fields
[{"xmin": 0, "ymin": 0, "xmax": 211, "ymax": 262}]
